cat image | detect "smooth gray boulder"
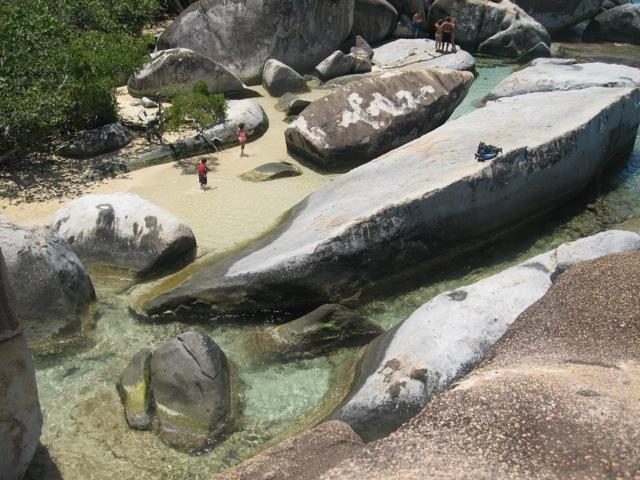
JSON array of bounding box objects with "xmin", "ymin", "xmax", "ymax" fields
[
  {"xmin": 428, "ymin": 0, "xmax": 551, "ymax": 59},
  {"xmin": 150, "ymin": 332, "xmax": 231, "ymax": 451},
  {"xmin": 322, "ymin": 73, "xmax": 375, "ymax": 89},
  {"xmin": 142, "ymin": 87, "xmax": 640, "ymax": 318},
  {"xmin": 583, "ymin": 3, "xmax": 640, "ymax": 44},
  {"xmin": 351, "ymin": 0, "xmax": 398, "ymax": 44},
  {"xmin": 265, "ymin": 304, "xmax": 384, "ymax": 357},
  {"xmin": 51, "ymin": 193, "xmax": 197, "ymax": 277},
  {"xmin": 0, "ymin": 216, "xmax": 95, "ymax": 339},
  {"xmin": 387, "ymin": 0, "xmax": 426, "ymax": 26},
  {"xmin": 285, "ymin": 68, "xmax": 474, "ymax": 170},
  {"xmin": 0, "ymin": 249, "xmax": 42, "ymax": 480},
  {"xmin": 116, "ymin": 348, "xmax": 152, "ymax": 430},
  {"xmin": 349, "ymin": 48, "xmax": 373, "ymax": 73},
  {"xmin": 513, "ymin": 0, "xmax": 604, "ymax": 32},
  {"xmin": 157, "ymin": 0, "xmax": 355, "ymax": 84},
  {"xmin": 372, "ymin": 38, "xmax": 476, "ymax": 72},
  {"xmin": 487, "ymin": 61, "xmax": 640, "ymax": 100},
  {"xmin": 601, "ymin": 0, "xmax": 631, "ymax": 11},
  {"xmin": 127, "ymin": 48, "xmax": 244, "ymax": 98},
  {"xmin": 328, "ymin": 230, "xmax": 640, "ymax": 440},
  {"xmin": 262, "ymin": 59, "xmax": 310, "ymax": 97},
  {"xmin": 275, "ymin": 93, "xmax": 312, "ymax": 116},
  {"xmin": 315, "ymin": 51, "xmax": 357, "ymax": 81},
  {"xmin": 354, "ymin": 35, "xmax": 374, "ymax": 58},
  {"xmin": 240, "ymin": 162, "xmax": 302, "ymax": 182},
  {"xmin": 57, "ymin": 122, "xmax": 132, "ymax": 158}
]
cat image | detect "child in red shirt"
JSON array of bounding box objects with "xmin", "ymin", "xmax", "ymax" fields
[{"xmin": 197, "ymin": 158, "xmax": 208, "ymax": 190}]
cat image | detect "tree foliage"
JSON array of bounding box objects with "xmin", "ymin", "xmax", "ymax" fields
[
  {"xmin": 163, "ymin": 81, "xmax": 228, "ymax": 133},
  {"xmin": 0, "ymin": 0, "xmax": 159, "ymax": 154}
]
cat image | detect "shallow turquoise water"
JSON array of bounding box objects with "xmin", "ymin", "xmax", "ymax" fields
[{"xmin": 32, "ymin": 57, "xmax": 640, "ymax": 479}]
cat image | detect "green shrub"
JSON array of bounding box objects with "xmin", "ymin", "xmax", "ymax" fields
[
  {"xmin": 53, "ymin": 0, "xmax": 162, "ymax": 34},
  {"xmin": 164, "ymin": 81, "xmax": 228, "ymax": 132}
]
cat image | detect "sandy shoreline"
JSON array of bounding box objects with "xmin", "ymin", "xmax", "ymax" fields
[{"xmin": 0, "ymin": 86, "xmax": 334, "ymax": 254}]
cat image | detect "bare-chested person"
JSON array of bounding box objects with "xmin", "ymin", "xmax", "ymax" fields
[
  {"xmin": 441, "ymin": 17, "xmax": 457, "ymax": 53},
  {"xmin": 435, "ymin": 19, "xmax": 444, "ymax": 51}
]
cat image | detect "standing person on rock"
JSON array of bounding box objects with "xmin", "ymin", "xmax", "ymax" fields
[
  {"xmin": 412, "ymin": 12, "xmax": 424, "ymax": 38},
  {"xmin": 435, "ymin": 19, "xmax": 444, "ymax": 51},
  {"xmin": 441, "ymin": 17, "xmax": 457, "ymax": 53},
  {"xmin": 237, "ymin": 123, "xmax": 254, "ymax": 158}
]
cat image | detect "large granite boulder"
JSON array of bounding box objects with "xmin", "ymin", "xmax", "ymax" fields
[
  {"xmin": 157, "ymin": 0, "xmax": 355, "ymax": 84},
  {"xmin": 387, "ymin": 0, "xmax": 426, "ymax": 26},
  {"xmin": 285, "ymin": 68, "xmax": 474, "ymax": 170},
  {"xmin": 199, "ymin": 99, "xmax": 269, "ymax": 146},
  {"xmin": 57, "ymin": 122, "xmax": 132, "ymax": 158},
  {"xmin": 324, "ymin": 252, "xmax": 640, "ymax": 479},
  {"xmin": 141, "ymin": 86, "xmax": 640, "ymax": 319},
  {"xmin": 150, "ymin": 332, "xmax": 231, "ymax": 451},
  {"xmin": 372, "ymin": 38, "xmax": 476, "ymax": 72},
  {"xmin": 262, "ymin": 59, "xmax": 309, "ymax": 97},
  {"xmin": 583, "ymin": 3, "xmax": 640, "ymax": 44},
  {"xmin": 513, "ymin": 0, "xmax": 604, "ymax": 32},
  {"xmin": 215, "ymin": 421, "xmax": 363, "ymax": 480},
  {"xmin": 601, "ymin": 0, "xmax": 630, "ymax": 11},
  {"xmin": 0, "ymin": 249, "xmax": 42, "ymax": 480},
  {"xmin": 428, "ymin": 0, "xmax": 551, "ymax": 59},
  {"xmin": 351, "ymin": 0, "xmax": 398, "ymax": 44},
  {"xmin": 265, "ymin": 304, "xmax": 384, "ymax": 357},
  {"xmin": 0, "ymin": 215, "xmax": 95, "ymax": 339},
  {"xmin": 51, "ymin": 193, "xmax": 197, "ymax": 277},
  {"xmin": 275, "ymin": 93, "xmax": 312, "ymax": 116},
  {"xmin": 487, "ymin": 61, "xmax": 640, "ymax": 100},
  {"xmin": 314, "ymin": 51, "xmax": 358, "ymax": 81},
  {"xmin": 328, "ymin": 231, "xmax": 640, "ymax": 440},
  {"xmin": 127, "ymin": 48, "xmax": 244, "ymax": 98}
]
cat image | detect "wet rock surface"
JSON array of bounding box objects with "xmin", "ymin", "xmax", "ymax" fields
[
  {"xmin": 51, "ymin": 192, "xmax": 197, "ymax": 277},
  {"xmin": 428, "ymin": 0, "xmax": 551, "ymax": 59},
  {"xmin": 328, "ymin": 231, "xmax": 640, "ymax": 440},
  {"xmin": 285, "ymin": 68, "xmax": 474, "ymax": 170},
  {"xmin": 127, "ymin": 48, "xmax": 244, "ymax": 98},
  {"xmin": 0, "ymin": 215, "xmax": 95, "ymax": 340},
  {"xmin": 116, "ymin": 348, "xmax": 152, "ymax": 430},
  {"xmin": 487, "ymin": 61, "xmax": 640, "ymax": 100},
  {"xmin": 324, "ymin": 252, "xmax": 640, "ymax": 479},
  {"xmin": 142, "ymin": 87, "xmax": 640, "ymax": 318},
  {"xmin": 215, "ymin": 421, "xmax": 364, "ymax": 480},
  {"xmin": 583, "ymin": 3, "xmax": 640, "ymax": 44},
  {"xmin": 157, "ymin": 0, "xmax": 355, "ymax": 84},
  {"xmin": 0, "ymin": 248, "xmax": 42, "ymax": 480},
  {"xmin": 57, "ymin": 123, "xmax": 133, "ymax": 159}
]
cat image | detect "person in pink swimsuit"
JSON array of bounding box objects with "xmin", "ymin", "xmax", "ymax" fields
[{"xmin": 237, "ymin": 123, "xmax": 254, "ymax": 157}]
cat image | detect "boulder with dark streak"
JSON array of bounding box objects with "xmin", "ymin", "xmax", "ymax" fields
[
  {"xmin": 512, "ymin": 0, "xmax": 604, "ymax": 32},
  {"xmin": 351, "ymin": 0, "xmax": 398, "ymax": 44}
]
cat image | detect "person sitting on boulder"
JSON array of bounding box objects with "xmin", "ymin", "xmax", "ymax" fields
[
  {"xmin": 197, "ymin": 158, "xmax": 208, "ymax": 190},
  {"xmin": 412, "ymin": 12, "xmax": 423, "ymax": 38},
  {"xmin": 435, "ymin": 19, "xmax": 444, "ymax": 51}
]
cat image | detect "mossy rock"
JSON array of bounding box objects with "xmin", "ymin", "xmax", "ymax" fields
[{"xmin": 116, "ymin": 348, "xmax": 152, "ymax": 430}]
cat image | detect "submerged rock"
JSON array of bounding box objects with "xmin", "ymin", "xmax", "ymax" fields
[
  {"xmin": 428, "ymin": 0, "xmax": 551, "ymax": 59},
  {"xmin": 285, "ymin": 68, "xmax": 474, "ymax": 170},
  {"xmin": 117, "ymin": 348, "xmax": 152, "ymax": 430},
  {"xmin": 328, "ymin": 231, "xmax": 640, "ymax": 440},
  {"xmin": 127, "ymin": 48, "xmax": 244, "ymax": 98},
  {"xmin": 0, "ymin": 215, "xmax": 95, "ymax": 340},
  {"xmin": 265, "ymin": 304, "xmax": 384, "ymax": 357},
  {"xmin": 141, "ymin": 86, "xmax": 640, "ymax": 318},
  {"xmin": 240, "ymin": 162, "xmax": 302, "ymax": 182},
  {"xmin": 157, "ymin": 0, "xmax": 355, "ymax": 84},
  {"xmin": 325, "ymin": 252, "xmax": 640, "ymax": 479},
  {"xmin": 513, "ymin": 0, "xmax": 603, "ymax": 32},
  {"xmin": 51, "ymin": 193, "xmax": 197, "ymax": 277},
  {"xmin": 372, "ymin": 38, "xmax": 476, "ymax": 72},
  {"xmin": 262, "ymin": 59, "xmax": 310, "ymax": 97},
  {"xmin": 215, "ymin": 421, "xmax": 363, "ymax": 480},
  {"xmin": 57, "ymin": 123, "xmax": 132, "ymax": 158},
  {"xmin": 487, "ymin": 61, "xmax": 640, "ymax": 100},
  {"xmin": 583, "ymin": 3, "xmax": 640, "ymax": 44},
  {"xmin": 150, "ymin": 332, "xmax": 231, "ymax": 451},
  {"xmin": 351, "ymin": 0, "xmax": 398, "ymax": 44},
  {"xmin": 0, "ymin": 249, "xmax": 42, "ymax": 480}
]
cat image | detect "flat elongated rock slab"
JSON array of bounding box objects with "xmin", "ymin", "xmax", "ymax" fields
[
  {"xmin": 143, "ymin": 87, "xmax": 640, "ymax": 318},
  {"xmin": 157, "ymin": 0, "xmax": 355, "ymax": 84},
  {"xmin": 328, "ymin": 230, "xmax": 640, "ymax": 440},
  {"xmin": 488, "ymin": 61, "xmax": 640, "ymax": 100},
  {"xmin": 285, "ymin": 69, "xmax": 474, "ymax": 170},
  {"xmin": 51, "ymin": 193, "xmax": 197, "ymax": 277},
  {"xmin": 372, "ymin": 38, "xmax": 476, "ymax": 72},
  {"xmin": 324, "ymin": 252, "xmax": 640, "ymax": 479}
]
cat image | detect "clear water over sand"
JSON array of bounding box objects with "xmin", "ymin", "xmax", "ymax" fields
[{"xmin": 23, "ymin": 56, "xmax": 640, "ymax": 479}]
